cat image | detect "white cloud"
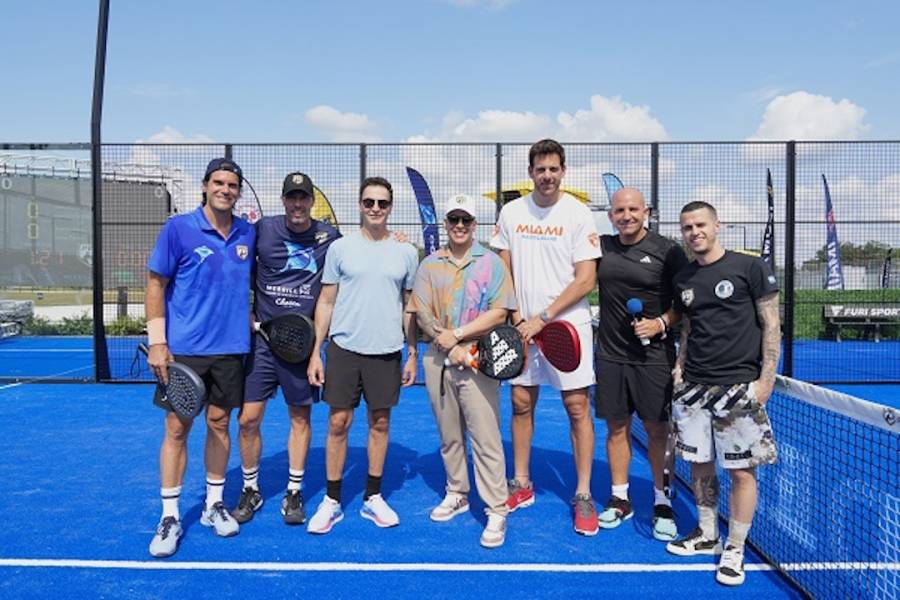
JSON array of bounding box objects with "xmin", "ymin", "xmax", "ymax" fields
[
  {"xmin": 305, "ymin": 105, "xmax": 381, "ymax": 142},
  {"xmin": 412, "ymin": 95, "xmax": 668, "ymax": 143},
  {"xmin": 749, "ymin": 91, "xmax": 870, "ymax": 141},
  {"xmin": 136, "ymin": 125, "xmax": 215, "ymax": 144}
]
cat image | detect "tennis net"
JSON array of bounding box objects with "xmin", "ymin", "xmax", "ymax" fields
[{"xmin": 632, "ymin": 376, "xmax": 900, "ymax": 599}]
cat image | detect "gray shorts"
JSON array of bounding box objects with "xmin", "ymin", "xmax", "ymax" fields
[{"xmin": 672, "ymin": 381, "xmax": 777, "ymax": 469}]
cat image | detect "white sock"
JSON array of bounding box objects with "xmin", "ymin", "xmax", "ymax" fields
[
  {"xmin": 206, "ymin": 477, "xmax": 225, "ymax": 510},
  {"xmin": 654, "ymin": 487, "xmax": 671, "ymax": 508},
  {"xmin": 242, "ymin": 465, "xmax": 259, "ymax": 491},
  {"xmin": 161, "ymin": 486, "xmax": 181, "ymax": 520},
  {"xmin": 612, "ymin": 483, "xmax": 629, "ymax": 501},
  {"xmin": 698, "ymin": 505, "xmax": 719, "ymax": 540},
  {"xmin": 287, "ymin": 468, "xmax": 304, "ymax": 492},
  {"xmin": 726, "ymin": 519, "xmax": 751, "ymax": 549}
]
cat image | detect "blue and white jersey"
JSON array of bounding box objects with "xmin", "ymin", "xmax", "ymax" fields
[
  {"xmin": 253, "ymin": 216, "xmax": 341, "ymax": 322},
  {"xmin": 147, "ymin": 206, "xmax": 256, "ymax": 356}
]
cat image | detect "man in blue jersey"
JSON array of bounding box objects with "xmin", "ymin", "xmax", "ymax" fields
[
  {"xmin": 145, "ymin": 158, "xmax": 256, "ymax": 558},
  {"xmin": 306, "ymin": 176, "xmax": 419, "ymax": 534},
  {"xmin": 230, "ymin": 172, "xmax": 340, "ymax": 527}
]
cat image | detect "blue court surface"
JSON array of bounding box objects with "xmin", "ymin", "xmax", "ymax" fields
[{"xmin": 0, "ymin": 382, "xmax": 804, "ymax": 599}]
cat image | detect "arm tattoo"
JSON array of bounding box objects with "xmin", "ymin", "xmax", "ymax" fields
[
  {"xmin": 675, "ymin": 314, "xmax": 691, "ymax": 370},
  {"xmin": 692, "ymin": 474, "xmax": 720, "ymax": 508},
  {"xmin": 755, "ymin": 293, "xmax": 781, "ymax": 384}
]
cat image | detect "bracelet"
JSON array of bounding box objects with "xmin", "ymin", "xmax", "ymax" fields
[
  {"xmin": 655, "ymin": 316, "xmax": 668, "ymax": 340},
  {"xmin": 147, "ymin": 317, "xmax": 167, "ymax": 345},
  {"xmin": 514, "ymin": 319, "xmax": 526, "ymax": 327}
]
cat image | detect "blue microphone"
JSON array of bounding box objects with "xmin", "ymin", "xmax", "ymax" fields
[{"xmin": 626, "ymin": 298, "xmax": 650, "ymax": 346}]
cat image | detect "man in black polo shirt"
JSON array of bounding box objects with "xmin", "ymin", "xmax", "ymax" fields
[
  {"xmin": 665, "ymin": 201, "xmax": 780, "ymax": 587},
  {"xmin": 595, "ymin": 187, "xmax": 688, "ymax": 541}
]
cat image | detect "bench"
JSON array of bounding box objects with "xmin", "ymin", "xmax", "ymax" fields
[{"xmin": 823, "ymin": 304, "xmax": 900, "ymax": 342}]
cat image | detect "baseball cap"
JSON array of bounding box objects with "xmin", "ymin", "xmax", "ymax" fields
[
  {"xmin": 282, "ymin": 172, "xmax": 314, "ymax": 197},
  {"xmin": 444, "ymin": 193, "xmax": 477, "ymax": 219},
  {"xmin": 203, "ymin": 158, "xmax": 243, "ymax": 183}
]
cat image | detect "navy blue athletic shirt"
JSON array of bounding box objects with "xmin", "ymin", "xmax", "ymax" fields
[{"xmin": 252, "ymin": 216, "xmax": 341, "ymax": 323}]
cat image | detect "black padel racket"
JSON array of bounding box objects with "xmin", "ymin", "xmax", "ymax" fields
[
  {"xmin": 139, "ymin": 343, "xmax": 207, "ymax": 419},
  {"xmin": 447, "ymin": 324, "xmax": 526, "ymax": 380},
  {"xmin": 256, "ymin": 313, "xmax": 316, "ymax": 364}
]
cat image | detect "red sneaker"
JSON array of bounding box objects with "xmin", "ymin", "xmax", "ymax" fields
[
  {"xmin": 572, "ymin": 493, "xmax": 599, "ymax": 536},
  {"xmin": 506, "ymin": 479, "xmax": 535, "ymax": 512}
]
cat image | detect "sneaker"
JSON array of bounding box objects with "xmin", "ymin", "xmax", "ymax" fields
[
  {"xmin": 598, "ymin": 496, "xmax": 633, "ymax": 529},
  {"xmin": 231, "ymin": 486, "xmax": 263, "ymax": 524},
  {"xmin": 480, "ymin": 511, "xmax": 507, "ymax": 548},
  {"xmin": 572, "ymin": 493, "xmax": 599, "ymax": 536},
  {"xmin": 652, "ymin": 504, "xmax": 678, "ymax": 541},
  {"xmin": 148, "ymin": 516, "xmax": 182, "ymax": 558},
  {"xmin": 430, "ymin": 493, "xmax": 470, "ymax": 522},
  {"xmin": 666, "ymin": 527, "xmax": 723, "ymax": 556},
  {"xmin": 200, "ymin": 501, "xmax": 240, "ymax": 537},
  {"xmin": 281, "ymin": 490, "xmax": 306, "ymax": 525},
  {"xmin": 360, "ymin": 493, "xmax": 400, "ymax": 528},
  {"xmin": 307, "ymin": 496, "xmax": 344, "ymax": 534},
  {"xmin": 506, "ymin": 479, "xmax": 535, "ymax": 512},
  {"xmin": 716, "ymin": 545, "xmax": 746, "ymax": 586}
]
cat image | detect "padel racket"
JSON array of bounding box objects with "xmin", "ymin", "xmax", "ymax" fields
[
  {"xmin": 256, "ymin": 313, "xmax": 315, "ymax": 364},
  {"xmin": 534, "ymin": 320, "xmax": 581, "ymax": 372},
  {"xmin": 138, "ymin": 343, "xmax": 207, "ymax": 419},
  {"xmin": 662, "ymin": 415, "xmax": 677, "ymax": 500},
  {"xmin": 446, "ymin": 324, "xmax": 526, "ymax": 381}
]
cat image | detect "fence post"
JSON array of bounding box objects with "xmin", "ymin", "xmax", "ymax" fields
[
  {"xmin": 650, "ymin": 143, "xmax": 659, "ymax": 232},
  {"xmin": 783, "ymin": 141, "xmax": 796, "ymax": 377},
  {"xmin": 495, "ymin": 143, "xmax": 502, "ymax": 221}
]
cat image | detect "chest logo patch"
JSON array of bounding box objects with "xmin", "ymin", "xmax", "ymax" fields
[
  {"xmin": 315, "ymin": 231, "xmax": 330, "ymax": 245},
  {"xmin": 681, "ymin": 288, "xmax": 694, "ymax": 307},
  {"xmin": 640, "ymin": 255, "xmax": 652, "ymax": 264},
  {"xmin": 194, "ymin": 246, "xmax": 213, "ymax": 263},
  {"xmin": 715, "ymin": 279, "xmax": 734, "ymax": 299},
  {"xmin": 236, "ymin": 245, "xmax": 249, "ymax": 260}
]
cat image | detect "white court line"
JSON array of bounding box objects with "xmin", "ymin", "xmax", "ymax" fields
[
  {"xmin": 0, "ymin": 558, "xmax": 896, "ymax": 572},
  {"xmin": 0, "ymin": 365, "xmax": 93, "ymax": 390}
]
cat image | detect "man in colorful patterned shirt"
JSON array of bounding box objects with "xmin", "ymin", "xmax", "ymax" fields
[{"xmin": 409, "ymin": 193, "xmax": 517, "ymax": 548}]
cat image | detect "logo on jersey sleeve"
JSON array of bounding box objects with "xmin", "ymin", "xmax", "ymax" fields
[
  {"xmin": 279, "ymin": 241, "xmax": 318, "ymax": 274},
  {"xmin": 681, "ymin": 288, "xmax": 694, "ymax": 307},
  {"xmin": 588, "ymin": 232, "xmax": 599, "ymax": 247},
  {"xmin": 315, "ymin": 230, "xmax": 330, "ymax": 245},
  {"xmin": 194, "ymin": 246, "xmax": 214, "ymax": 263},
  {"xmin": 236, "ymin": 245, "xmax": 249, "ymax": 260},
  {"xmin": 767, "ymin": 275, "xmax": 776, "ymax": 284},
  {"xmin": 715, "ymin": 280, "xmax": 734, "ymax": 299}
]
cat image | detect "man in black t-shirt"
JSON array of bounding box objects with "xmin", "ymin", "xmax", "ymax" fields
[
  {"xmin": 594, "ymin": 188, "xmax": 687, "ymax": 541},
  {"xmin": 665, "ymin": 201, "xmax": 781, "ymax": 588}
]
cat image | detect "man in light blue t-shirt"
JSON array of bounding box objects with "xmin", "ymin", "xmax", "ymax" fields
[{"xmin": 306, "ymin": 176, "xmax": 419, "ymax": 534}]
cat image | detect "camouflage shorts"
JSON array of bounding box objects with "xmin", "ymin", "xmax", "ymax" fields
[{"xmin": 672, "ymin": 381, "xmax": 777, "ymax": 469}]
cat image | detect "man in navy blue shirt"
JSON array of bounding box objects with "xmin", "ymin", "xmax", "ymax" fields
[
  {"xmin": 145, "ymin": 158, "xmax": 256, "ymax": 558},
  {"xmin": 230, "ymin": 172, "xmax": 340, "ymax": 527}
]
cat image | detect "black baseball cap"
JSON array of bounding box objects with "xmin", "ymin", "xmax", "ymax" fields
[
  {"xmin": 203, "ymin": 158, "xmax": 243, "ymax": 183},
  {"xmin": 282, "ymin": 172, "xmax": 314, "ymax": 197}
]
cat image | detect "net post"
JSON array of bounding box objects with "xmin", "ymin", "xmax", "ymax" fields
[
  {"xmin": 116, "ymin": 286, "xmax": 127, "ymax": 319},
  {"xmin": 650, "ymin": 142, "xmax": 659, "ymax": 233},
  {"xmin": 783, "ymin": 141, "xmax": 796, "ymax": 377},
  {"xmin": 495, "ymin": 143, "xmax": 502, "ymax": 221}
]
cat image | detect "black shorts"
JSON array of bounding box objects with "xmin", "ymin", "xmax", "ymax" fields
[
  {"xmin": 323, "ymin": 341, "xmax": 401, "ymax": 411},
  {"xmin": 594, "ymin": 358, "xmax": 672, "ymax": 422},
  {"xmin": 153, "ymin": 354, "xmax": 245, "ymax": 412}
]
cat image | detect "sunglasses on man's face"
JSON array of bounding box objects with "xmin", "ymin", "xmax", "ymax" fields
[
  {"xmin": 361, "ymin": 198, "xmax": 392, "ymax": 210},
  {"xmin": 447, "ymin": 215, "xmax": 475, "ymax": 226}
]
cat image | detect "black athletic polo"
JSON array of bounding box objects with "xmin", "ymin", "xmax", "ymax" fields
[
  {"xmin": 673, "ymin": 251, "xmax": 779, "ymax": 385},
  {"xmin": 596, "ymin": 230, "xmax": 688, "ymax": 365}
]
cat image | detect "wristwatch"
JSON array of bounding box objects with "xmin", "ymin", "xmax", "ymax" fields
[
  {"xmin": 539, "ymin": 310, "xmax": 552, "ymax": 323},
  {"xmin": 452, "ymin": 327, "xmax": 464, "ymax": 340}
]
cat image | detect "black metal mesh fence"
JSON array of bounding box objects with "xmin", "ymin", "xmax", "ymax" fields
[{"xmin": 0, "ymin": 142, "xmax": 897, "ymax": 383}]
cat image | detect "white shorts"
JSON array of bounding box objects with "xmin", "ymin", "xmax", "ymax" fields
[
  {"xmin": 672, "ymin": 380, "xmax": 777, "ymax": 470},
  {"xmin": 510, "ymin": 321, "xmax": 595, "ymax": 391}
]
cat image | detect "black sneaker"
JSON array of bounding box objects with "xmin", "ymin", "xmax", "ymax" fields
[
  {"xmin": 231, "ymin": 486, "xmax": 263, "ymax": 524},
  {"xmin": 281, "ymin": 490, "xmax": 306, "ymax": 525},
  {"xmin": 666, "ymin": 526, "xmax": 723, "ymax": 556},
  {"xmin": 597, "ymin": 496, "xmax": 633, "ymax": 529}
]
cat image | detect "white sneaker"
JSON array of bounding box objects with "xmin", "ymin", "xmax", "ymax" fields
[
  {"xmin": 200, "ymin": 501, "xmax": 239, "ymax": 537},
  {"xmin": 430, "ymin": 493, "xmax": 470, "ymax": 522},
  {"xmin": 480, "ymin": 511, "xmax": 507, "ymax": 548},
  {"xmin": 148, "ymin": 516, "xmax": 182, "ymax": 558},
  {"xmin": 360, "ymin": 493, "xmax": 399, "ymax": 528},
  {"xmin": 716, "ymin": 544, "xmax": 746, "ymax": 586},
  {"xmin": 307, "ymin": 496, "xmax": 344, "ymax": 534}
]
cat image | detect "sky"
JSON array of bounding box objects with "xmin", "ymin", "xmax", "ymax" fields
[{"xmin": 3, "ymin": 0, "xmax": 900, "ymax": 144}]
